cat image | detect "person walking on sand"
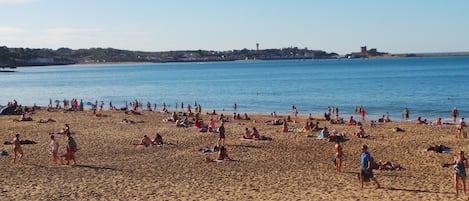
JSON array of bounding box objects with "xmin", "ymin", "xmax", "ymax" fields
[
  {"xmin": 12, "ymin": 134, "xmax": 23, "ymax": 163},
  {"xmin": 50, "ymin": 135, "xmax": 62, "ymax": 165},
  {"xmin": 65, "ymin": 133, "xmax": 77, "ymax": 165},
  {"xmin": 334, "ymin": 141, "xmax": 343, "ymax": 172},
  {"xmin": 360, "ymin": 145, "xmax": 380, "ymax": 189},
  {"xmin": 452, "ymin": 151, "xmax": 468, "ymax": 196}
]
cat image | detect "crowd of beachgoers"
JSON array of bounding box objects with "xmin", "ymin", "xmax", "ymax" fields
[{"xmin": 1, "ymin": 98, "xmax": 469, "ymax": 199}]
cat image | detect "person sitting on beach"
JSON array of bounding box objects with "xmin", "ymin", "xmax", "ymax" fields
[
  {"xmin": 208, "ymin": 119, "xmax": 216, "ymax": 132},
  {"xmin": 153, "ymin": 133, "xmax": 163, "ymax": 145},
  {"xmin": 301, "ymin": 122, "xmax": 311, "ymax": 132},
  {"xmin": 434, "ymin": 117, "xmax": 442, "ymax": 126},
  {"xmin": 320, "ymin": 127, "xmax": 329, "ymax": 139},
  {"xmin": 378, "ymin": 115, "xmax": 386, "ymax": 123},
  {"xmin": 331, "ymin": 115, "xmax": 344, "ymax": 124},
  {"xmin": 214, "ymin": 146, "xmax": 233, "ymax": 161},
  {"xmin": 251, "ymin": 127, "xmax": 260, "ymax": 139},
  {"xmin": 242, "ymin": 113, "xmax": 250, "ymax": 120},
  {"xmin": 38, "ymin": 118, "xmax": 56, "ymax": 123},
  {"xmin": 354, "ymin": 126, "xmax": 368, "ymax": 138},
  {"xmin": 369, "ymin": 120, "xmax": 375, "ymax": 128},
  {"xmin": 233, "ymin": 112, "xmax": 238, "ymax": 120},
  {"xmin": 416, "ymin": 116, "xmax": 425, "ymax": 124},
  {"xmin": 311, "ymin": 122, "xmax": 321, "ymax": 131},
  {"xmin": 194, "ymin": 119, "xmax": 201, "ymax": 128},
  {"xmin": 207, "ymin": 109, "xmax": 217, "ymax": 115},
  {"xmin": 219, "ymin": 113, "xmax": 229, "ymax": 122},
  {"xmin": 243, "ymin": 128, "xmax": 252, "ymax": 139},
  {"xmin": 175, "ymin": 119, "xmax": 186, "ymax": 127},
  {"xmin": 281, "ymin": 120, "xmax": 288, "ymax": 132},
  {"xmin": 348, "ymin": 116, "xmax": 357, "ymax": 125},
  {"xmin": 140, "ymin": 135, "xmax": 153, "ymax": 147}
]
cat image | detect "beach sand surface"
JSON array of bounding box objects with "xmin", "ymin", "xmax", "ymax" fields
[{"xmin": 0, "ymin": 109, "xmax": 467, "ymax": 200}]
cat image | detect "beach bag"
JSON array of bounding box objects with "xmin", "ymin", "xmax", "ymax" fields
[{"xmin": 331, "ymin": 154, "xmax": 337, "ymax": 165}]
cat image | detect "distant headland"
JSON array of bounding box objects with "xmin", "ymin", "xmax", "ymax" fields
[{"xmin": 1, "ymin": 45, "xmax": 468, "ymax": 67}]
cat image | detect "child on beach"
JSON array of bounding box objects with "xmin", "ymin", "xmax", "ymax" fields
[
  {"xmin": 50, "ymin": 135, "xmax": 62, "ymax": 165},
  {"xmin": 12, "ymin": 134, "xmax": 23, "ymax": 163}
]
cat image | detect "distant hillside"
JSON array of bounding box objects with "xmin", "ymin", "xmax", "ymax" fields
[{"xmin": 0, "ymin": 46, "xmax": 338, "ymax": 67}]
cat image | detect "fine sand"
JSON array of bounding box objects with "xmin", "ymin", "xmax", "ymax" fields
[{"xmin": 0, "ymin": 108, "xmax": 467, "ymax": 200}]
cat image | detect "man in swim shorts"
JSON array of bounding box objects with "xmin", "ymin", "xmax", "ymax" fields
[{"xmin": 360, "ymin": 145, "xmax": 380, "ymax": 188}]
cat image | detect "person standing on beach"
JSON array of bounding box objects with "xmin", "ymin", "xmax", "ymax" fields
[
  {"xmin": 12, "ymin": 134, "xmax": 23, "ymax": 163},
  {"xmin": 360, "ymin": 145, "xmax": 380, "ymax": 189},
  {"xmin": 217, "ymin": 122, "xmax": 226, "ymax": 147},
  {"xmin": 453, "ymin": 107, "xmax": 459, "ymax": 124},
  {"xmin": 50, "ymin": 135, "xmax": 62, "ymax": 165},
  {"xmin": 334, "ymin": 141, "xmax": 343, "ymax": 172},
  {"xmin": 452, "ymin": 151, "xmax": 468, "ymax": 196},
  {"xmin": 361, "ymin": 107, "xmax": 366, "ymax": 121},
  {"xmin": 65, "ymin": 133, "xmax": 77, "ymax": 165},
  {"xmin": 403, "ymin": 108, "xmax": 409, "ymax": 120}
]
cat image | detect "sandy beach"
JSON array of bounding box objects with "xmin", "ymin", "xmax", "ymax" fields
[{"xmin": 0, "ymin": 107, "xmax": 468, "ymax": 200}]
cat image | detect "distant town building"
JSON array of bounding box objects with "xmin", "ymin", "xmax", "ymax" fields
[{"xmin": 346, "ymin": 46, "xmax": 388, "ymax": 58}]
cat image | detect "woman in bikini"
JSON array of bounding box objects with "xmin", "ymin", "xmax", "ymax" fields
[{"xmin": 452, "ymin": 151, "xmax": 468, "ymax": 196}]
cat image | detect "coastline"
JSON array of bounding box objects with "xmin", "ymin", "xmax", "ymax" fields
[{"xmin": 1, "ymin": 106, "xmax": 466, "ymax": 200}]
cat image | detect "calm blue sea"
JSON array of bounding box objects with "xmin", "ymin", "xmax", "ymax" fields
[{"xmin": 1, "ymin": 56, "xmax": 469, "ymax": 122}]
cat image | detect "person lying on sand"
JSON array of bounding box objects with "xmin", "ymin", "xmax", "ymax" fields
[
  {"xmin": 94, "ymin": 113, "xmax": 110, "ymax": 117},
  {"xmin": 125, "ymin": 110, "xmax": 141, "ymax": 115},
  {"xmin": 50, "ymin": 124, "xmax": 71, "ymax": 135},
  {"xmin": 423, "ymin": 144, "xmax": 451, "ymax": 153},
  {"xmin": 13, "ymin": 113, "xmax": 33, "ymax": 122},
  {"xmin": 120, "ymin": 118, "xmax": 144, "ymax": 124},
  {"xmin": 377, "ymin": 160, "xmax": 404, "ymax": 171},
  {"xmin": 392, "ymin": 127, "xmax": 405, "ymax": 132},
  {"xmin": 38, "ymin": 118, "xmax": 56, "ymax": 123}
]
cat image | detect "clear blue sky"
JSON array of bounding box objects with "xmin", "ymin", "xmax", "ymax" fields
[{"xmin": 0, "ymin": 0, "xmax": 468, "ymax": 54}]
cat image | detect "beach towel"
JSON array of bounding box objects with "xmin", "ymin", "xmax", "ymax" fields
[
  {"xmin": 4, "ymin": 140, "xmax": 37, "ymax": 145},
  {"xmin": 239, "ymin": 136, "xmax": 272, "ymax": 141}
]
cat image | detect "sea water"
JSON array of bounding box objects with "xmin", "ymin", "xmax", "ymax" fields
[{"xmin": 1, "ymin": 56, "xmax": 469, "ymax": 122}]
